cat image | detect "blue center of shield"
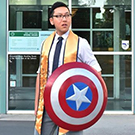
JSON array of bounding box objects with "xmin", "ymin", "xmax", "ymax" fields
[{"xmin": 66, "ymin": 82, "xmax": 92, "ymax": 111}]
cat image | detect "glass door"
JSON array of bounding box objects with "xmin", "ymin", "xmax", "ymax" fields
[
  {"xmin": 72, "ymin": 0, "xmax": 132, "ymax": 111},
  {"xmin": 8, "ymin": 5, "xmax": 42, "ymax": 110}
]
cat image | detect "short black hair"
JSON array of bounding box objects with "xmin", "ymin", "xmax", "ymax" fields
[{"xmin": 49, "ymin": 2, "xmax": 69, "ymax": 18}]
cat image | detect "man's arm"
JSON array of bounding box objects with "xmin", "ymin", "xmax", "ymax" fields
[
  {"xmin": 35, "ymin": 73, "xmax": 40, "ymax": 115},
  {"xmin": 77, "ymin": 37, "xmax": 102, "ymax": 73}
]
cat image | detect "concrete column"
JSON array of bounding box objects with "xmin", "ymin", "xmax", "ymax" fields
[
  {"xmin": 0, "ymin": 0, "xmax": 7, "ymax": 113},
  {"xmin": 133, "ymin": 0, "xmax": 135, "ymax": 114}
]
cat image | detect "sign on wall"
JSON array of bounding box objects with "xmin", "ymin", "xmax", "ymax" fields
[{"xmin": 8, "ymin": 31, "xmax": 53, "ymax": 52}]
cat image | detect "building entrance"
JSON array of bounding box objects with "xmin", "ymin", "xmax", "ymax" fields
[{"xmin": 8, "ymin": 0, "xmax": 132, "ymax": 112}]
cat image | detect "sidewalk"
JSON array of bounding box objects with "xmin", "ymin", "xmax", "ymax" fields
[{"xmin": 0, "ymin": 114, "xmax": 135, "ymax": 135}]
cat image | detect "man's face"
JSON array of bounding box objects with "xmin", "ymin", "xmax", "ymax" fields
[{"xmin": 49, "ymin": 7, "xmax": 71, "ymax": 35}]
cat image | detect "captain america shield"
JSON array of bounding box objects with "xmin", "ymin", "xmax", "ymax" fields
[{"xmin": 44, "ymin": 62, "xmax": 107, "ymax": 131}]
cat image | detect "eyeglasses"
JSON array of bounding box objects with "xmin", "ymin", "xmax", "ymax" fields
[{"xmin": 52, "ymin": 14, "xmax": 72, "ymax": 20}]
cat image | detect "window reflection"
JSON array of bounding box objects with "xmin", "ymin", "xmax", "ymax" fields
[
  {"xmin": 9, "ymin": 54, "xmax": 40, "ymax": 110},
  {"xmin": 73, "ymin": 31, "xmax": 90, "ymax": 43},
  {"xmin": 72, "ymin": 8, "xmax": 90, "ymax": 28},
  {"xmin": 93, "ymin": 8, "xmax": 113, "ymax": 28},
  {"xmin": 125, "ymin": 11, "xmax": 131, "ymax": 50},
  {"xmin": 23, "ymin": 77, "xmax": 36, "ymax": 87},
  {"xmin": 93, "ymin": 31, "xmax": 113, "ymax": 51},
  {"xmin": 120, "ymin": 55, "xmax": 131, "ymax": 90},
  {"xmin": 23, "ymin": 11, "xmax": 42, "ymax": 29},
  {"xmin": 96, "ymin": 55, "xmax": 113, "ymax": 74},
  {"xmin": 103, "ymin": 77, "xmax": 113, "ymax": 97},
  {"xmin": 23, "ymin": 55, "xmax": 39, "ymax": 74},
  {"xmin": 96, "ymin": 55, "xmax": 131, "ymax": 110}
]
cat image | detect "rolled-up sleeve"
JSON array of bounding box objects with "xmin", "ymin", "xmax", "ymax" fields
[{"xmin": 77, "ymin": 37, "xmax": 102, "ymax": 72}]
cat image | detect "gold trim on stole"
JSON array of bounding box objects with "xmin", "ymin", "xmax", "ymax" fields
[{"xmin": 35, "ymin": 30, "xmax": 78, "ymax": 134}]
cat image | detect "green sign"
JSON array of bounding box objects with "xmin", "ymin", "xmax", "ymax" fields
[{"xmin": 9, "ymin": 32, "xmax": 39, "ymax": 37}]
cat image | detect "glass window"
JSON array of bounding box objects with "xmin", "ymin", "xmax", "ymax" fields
[
  {"xmin": 23, "ymin": 77, "xmax": 36, "ymax": 87},
  {"xmin": 9, "ymin": 0, "xmax": 37, "ymax": 5},
  {"xmin": 72, "ymin": 8, "xmax": 90, "ymax": 28},
  {"xmin": 96, "ymin": 55, "xmax": 113, "ymax": 97},
  {"xmin": 125, "ymin": 11, "xmax": 131, "ymax": 50},
  {"xmin": 8, "ymin": 55, "xmax": 40, "ymax": 110},
  {"xmin": 73, "ymin": 31, "xmax": 90, "ymax": 43},
  {"xmin": 103, "ymin": 77, "xmax": 113, "ymax": 97},
  {"xmin": 93, "ymin": 8, "xmax": 113, "ymax": 28},
  {"xmin": 120, "ymin": 55, "xmax": 131, "ymax": 92},
  {"xmin": 23, "ymin": 11, "xmax": 42, "ymax": 29},
  {"xmin": 96, "ymin": 55, "xmax": 113, "ymax": 74},
  {"xmin": 41, "ymin": 0, "xmax": 68, "ymax": 5},
  {"xmin": 9, "ymin": 0, "xmax": 68, "ymax": 5},
  {"xmin": 72, "ymin": 0, "xmax": 96, "ymax": 6},
  {"xmin": 93, "ymin": 31, "xmax": 113, "ymax": 51},
  {"xmin": 96, "ymin": 55, "xmax": 132, "ymax": 111},
  {"xmin": 9, "ymin": 6, "xmax": 43, "ymax": 30},
  {"xmin": 23, "ymin": 55, "xmax": 39, "ymax": 74}
]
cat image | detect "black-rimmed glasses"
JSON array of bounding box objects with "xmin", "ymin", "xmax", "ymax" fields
[{"xmin": 52, "ymin": 14, "xmax": 72, "ymax": 20}]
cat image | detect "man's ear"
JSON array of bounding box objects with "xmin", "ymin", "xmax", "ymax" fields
[{"xmin": 49, "ymin": 18, "xmax": 54, "ymax": 25}]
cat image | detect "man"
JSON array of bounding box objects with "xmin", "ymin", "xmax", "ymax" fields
[{"xmin": 34, "ymin": 2, "xmax": 101, "ymax": 135}]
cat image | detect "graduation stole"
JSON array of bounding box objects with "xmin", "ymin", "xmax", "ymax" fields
[{"xmin": 35, "ymin": 30, "xmax": 79, "ymax": 135}]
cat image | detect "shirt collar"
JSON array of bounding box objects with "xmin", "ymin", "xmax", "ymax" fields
[{"xmin": 55, "ymin": 30, "xmax": 69, "ymax": 41}]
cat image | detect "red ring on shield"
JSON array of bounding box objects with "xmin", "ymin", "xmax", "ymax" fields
[
  {"xmin": 44, "ymin": 62, "xmax": 107, "ymax": 131},
  {"xmin": 59, "ymin": 75, "xmax": 98, "ymax": 118}
]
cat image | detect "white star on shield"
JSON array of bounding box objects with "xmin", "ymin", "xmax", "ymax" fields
[{"xmin": 66, "ymin": 84, "xmax": 91, "ymax": 110}]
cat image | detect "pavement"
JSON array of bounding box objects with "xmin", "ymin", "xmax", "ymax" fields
[{"xmin": 0, "ymin": 114, "xmax": 135, "ymax": 135}]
